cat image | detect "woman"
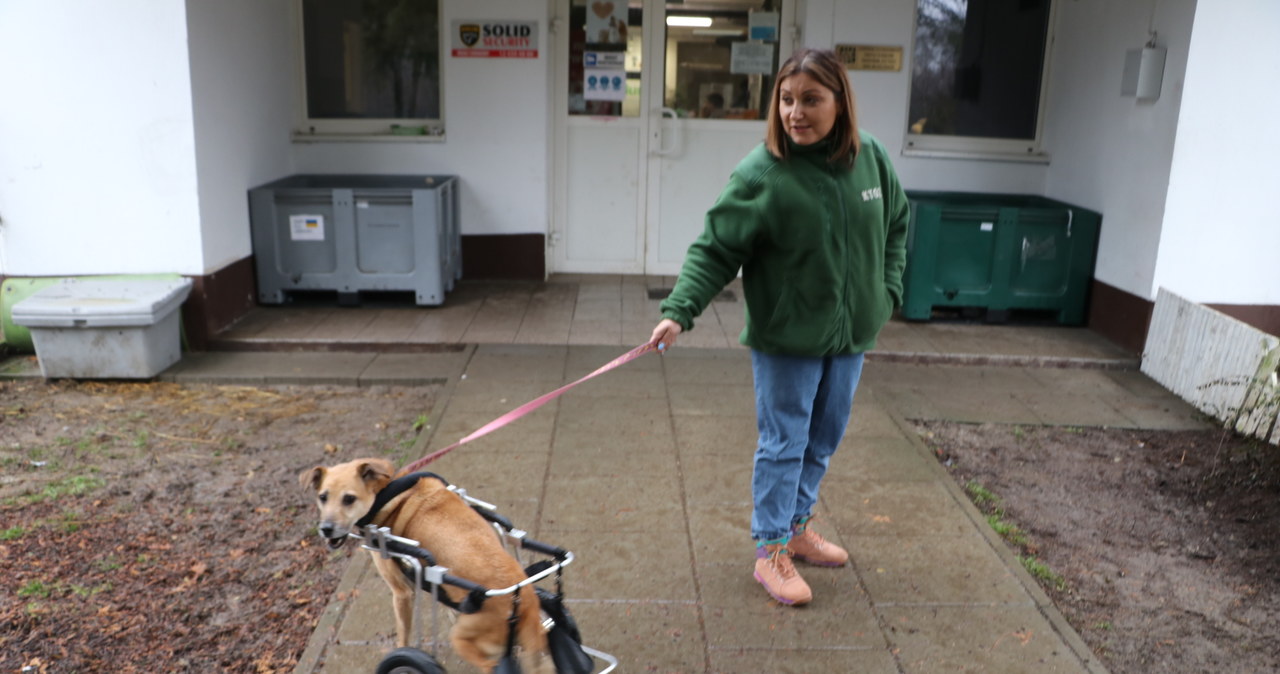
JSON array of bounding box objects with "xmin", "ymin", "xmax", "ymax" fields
[{"xmin": 649, "ymin": 48, "xmax": 909, "ymax": 606}]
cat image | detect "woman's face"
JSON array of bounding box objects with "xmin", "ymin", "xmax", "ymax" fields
[{"xmin": 778, "ymin": 72, "xmax": 839, "ymax": 146}]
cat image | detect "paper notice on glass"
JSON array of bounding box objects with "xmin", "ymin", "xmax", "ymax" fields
[
  {"xmin": 585, "ymin": 68, "xmax": 627, "ymax": 101},
  {"xmin": 748, "ymin": 11, "xmax": 779, "ymax": 42},
  {"xmin": 731, "ymin": 42, "xmax": 774, "ymax": 75},
  {"xmin": 290, "ymin": 214, "xmax": 325, "ymax": 241}
]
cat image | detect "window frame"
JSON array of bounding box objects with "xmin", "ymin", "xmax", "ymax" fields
[
  {"xmin": 291, "ymin": 0, "xmax": 446, "ymax": 143},
  {"xmin": 903, "ymin": 0, "xmax": 1057, "ymax": 163}
]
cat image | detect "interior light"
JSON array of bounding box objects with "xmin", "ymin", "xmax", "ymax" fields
[{"xmin": 666, "ymin": 16, "xmax": 713, "ymax": 27}]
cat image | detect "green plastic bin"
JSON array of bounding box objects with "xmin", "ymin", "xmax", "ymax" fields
[{"xmin": 901, "ymin": 191, "xmax": 1101, "ymax": 325}]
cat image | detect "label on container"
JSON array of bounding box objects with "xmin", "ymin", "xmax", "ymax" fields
[
  {"xmin": 290, "ymin": 214, "xmax": 325, "ymax": 241},
  {"xmin": 980, "ymin": 222, "xmax": 994, "ymax": 232}
]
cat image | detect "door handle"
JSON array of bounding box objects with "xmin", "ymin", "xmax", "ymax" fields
[{"xmin": 652, "ymin": 107, "xmax": 682, "ymax": 156}]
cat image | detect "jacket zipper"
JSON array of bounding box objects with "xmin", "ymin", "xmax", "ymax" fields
[{"xmin": 831, "ymin": 163, "xmax": 852, "ymax": 348}]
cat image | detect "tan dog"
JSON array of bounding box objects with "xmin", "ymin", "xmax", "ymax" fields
[{"xmin": 300, "ymin": 458, "xmax": 551, "ymax": 673}]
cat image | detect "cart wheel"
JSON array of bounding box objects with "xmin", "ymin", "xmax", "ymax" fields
[{"xmin": 375, "ymin": 647, "xmax": 446, "ymax": 674}]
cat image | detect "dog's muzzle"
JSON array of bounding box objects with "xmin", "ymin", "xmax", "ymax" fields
[{"xmin": 318, "ymin": 522, "xmax": 348, "ymax": 549}]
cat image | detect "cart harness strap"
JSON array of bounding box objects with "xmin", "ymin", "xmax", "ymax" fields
[
  {"xmin": 399, "ymin": 341, "xmax": 658, "ymax": 474},
  {"xmin": 354, "ymin": 471, "xmax": 449, "ymax": 529}
]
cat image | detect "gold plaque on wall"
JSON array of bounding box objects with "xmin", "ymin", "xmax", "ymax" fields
[{"xmin": 835, "ymin": 44, "xmax": 903, "ymax": 72}]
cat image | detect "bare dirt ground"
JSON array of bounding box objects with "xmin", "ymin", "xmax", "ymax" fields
[
  {"xmin": 915, "ymin": 421, "xmax": 1280, "ymax": 674},
  {"xmin": 3, "ymin": 372, "xmax": 1278, "ymax": 673},
  {"xmin": 0, "ymin": 375, "xmax": 439, "ymax": 674}
]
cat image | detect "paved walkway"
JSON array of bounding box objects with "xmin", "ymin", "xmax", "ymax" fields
[
  {"xmin": 161, "ymin": 342, "xmax": 1203, "ymax": 673},
  {"xmin": 0, "ymin": 277, "xmax": 1211, "ymax": 673}
]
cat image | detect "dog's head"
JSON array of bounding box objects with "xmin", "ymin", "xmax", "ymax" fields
[{"xmin": 298, "ymin": 458, "xmax": 396, "ymax": 549}]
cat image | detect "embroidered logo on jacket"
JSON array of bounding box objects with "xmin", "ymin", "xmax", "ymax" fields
[{"xmin": 861, "ymin": 186, "xmax": 883, "ymax": 202}]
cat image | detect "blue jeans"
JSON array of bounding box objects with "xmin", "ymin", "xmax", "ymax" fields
[{"xmin": 750, "ymin": 350, "xmax": 865, "ymax": 541}]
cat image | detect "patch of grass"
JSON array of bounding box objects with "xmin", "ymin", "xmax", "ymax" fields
[
  {"xmin": 1012, "ymin": 425, "xmax": 1027, "ymax": 441},
  {"xmin": 1, "ymin": 526, "xmax": 25, "ymax": 541},
  {"xmin": 1093, "ymin": 621, "xmax": 1113, "ymax": 631},
  {"xmin": 966, "ymin": 480, "xmax": 999, "ymax": 508},
  {"xmin": 1020, "ymin": 555, "xmax": 1067, "ymax": 591},
  {"xmin": 31, "ymin": 475, "xmax": 105, "ymax": 503},
  {"xmin": 132, "ymin": 430, "xmax": 150, "ymax": 449},
  {"xmin": 96, "ymin": 555, "xmax": 123, "ymax": 572},
  {"xmin": 412, "ymin": 414, "xmax": 430, "ymax": 433},
  {"xmin": 18, "ymin": 580, "xmax": 53, "ymax": 599},
  {"xmin": 986, "ymin": 514, "xmax": 1028, "ymax": 545}
]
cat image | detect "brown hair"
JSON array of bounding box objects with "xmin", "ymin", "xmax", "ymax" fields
[{"xmin": 765, "ymin": 48, "xmax": 860, "ymax": 165}]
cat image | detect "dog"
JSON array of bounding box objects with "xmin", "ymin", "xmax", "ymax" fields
[{"xmin": 300, "ymin": 458, "xmax": 552, "ymax": 673}]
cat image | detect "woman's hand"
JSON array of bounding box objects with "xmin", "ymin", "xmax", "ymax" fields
[{"xmin": 649, "ymin": 318, "xmax": 683, "ymax": 352}]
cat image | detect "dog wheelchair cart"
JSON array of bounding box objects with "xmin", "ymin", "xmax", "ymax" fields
[{"xmin": 349, "ymin": 481, "xmax": 618, "ymax": 674}]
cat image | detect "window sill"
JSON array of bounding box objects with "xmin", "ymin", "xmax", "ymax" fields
[
  {"xmin": 291, "ymin": 131, "xmax": 446, "ymax": 144},
  {"xmin": 901, "ymin": 146, "xmax": 1050, "ymax": 164}
]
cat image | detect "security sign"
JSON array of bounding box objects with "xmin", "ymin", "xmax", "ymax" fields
[
  {"xmin": 459, "ymin": 24, "xmax": 480, "ymax": 47},
  {"xmin": 452, "ymin": 20, "xmax": 539, "ymax": 58}
]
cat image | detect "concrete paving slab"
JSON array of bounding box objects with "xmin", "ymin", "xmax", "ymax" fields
[
  {"xmin": 879, "ymin": 604, "xmax": 1095, "ymax": 673},
  {"xmin": 358, "ymin": 351, "xmax": 469, "ymax": 386},
  {"xmin": 823, "ymin": 479, "xmax": 985, "ymax": 537},
  {"xmin": 680, "ymin": 450, "xmax": 754, "ymax": 504},
  {"xmin": 672, "ymin": 416, "xmax": 758, "ymax": 456},
  {"xmin": 556, "ymin": 393, "xmax": 672, "ymax": 421},
  {"xmin": 1018, "ymin": 391, "xmax": 1138, "ymax": 427},
  {"xmin": 559, "ymin": 368, "xmax": 668, "ymax": 398},
  {"xmin": 552, "ymin": 423, "xmax": 675, "ymax": 457},
  {"xmin": 919, "ymin": 386, "xmax": 1044, "ymax": 425},
  {"xmin": 549, "ymin": 438, "xmax": 678, "ymax": 477},
  {"xmin": 424, "ymin": 408, "xmax": 557, "ymax": 447},
  {"xmin": 851, "ymin": 533, "xmax": 1033, "ymax": 605},
  {"xmin": 1023, "ymin": 367, "xmax": 1136, "ymax": 397},
  {"xmin": 540, "ymin": 475, "xmax": 686, "ymax": 533},
  {"xmin": 698, "ymin": 563, "xmax": 882, "ymax": 648},
  {"xmin": 533, "ymin": 530, "xmax": 696, "ymax": 601},
  {"xmin": 831, "ymin": 435, "xmax": 944, "ymax": 483},
  {"xmin": 660, "ymin": 353, "xmax": 755, "ymax": 385},
  {"xmin": 559, "ymin": 601, "xmax": 705, "ymax": 672},
  {"xmin": 709, "ymin": 645, "xmax": 900, "ymax": 674},
  {"xmin": 846, "ymin": 399, "xmax": 910, "ymax": 438},
  {"xmin": 667, "ymin": 382, "xmax": 756, "ymax": 416},
  {"xmin": 1102, "ymin": 395, "xmax": 1211, "ymax": 430},
  {"xmin": 443, "ymin": 379, "xmax": 563, "ymax": 413},
  {"xmin": 686, "ymin": 503, "xmax": 753, "ymax": 566}
]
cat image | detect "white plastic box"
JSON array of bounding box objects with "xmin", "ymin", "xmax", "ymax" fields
[{"xmin": 11, "ymin": 278, "xmax": 193, "ymax": 379}]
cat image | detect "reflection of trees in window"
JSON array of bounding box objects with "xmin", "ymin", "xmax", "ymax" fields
[
  {"xmin": 910, "ymin": 0, "xmax": 966, "ymax": 136},
  {"xmin": 360, "ymin": 0, "xmax": 439, "ymax": 118},
  {"xmin": 909, "ymin": 0, "xmax": 1050, "ymax": 141},
  {"xmin": 303, "ymin": 0, "xmax": 440, "ymax": 120}
]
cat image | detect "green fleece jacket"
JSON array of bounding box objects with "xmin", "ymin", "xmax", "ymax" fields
[{"xmin": 660, "ymin": 131, "xmax": 909, "ymax": 355}]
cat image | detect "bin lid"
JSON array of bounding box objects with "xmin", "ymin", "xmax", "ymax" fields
[{"xmin": 11, "ymin": 278, "xmax": 193, "ymax": 328}]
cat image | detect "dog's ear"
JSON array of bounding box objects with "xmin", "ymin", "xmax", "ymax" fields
[
  {"xmin": 299, "ymin": 466, "xmax": 326, "ymax": 491},
  {"xmin": 357, "ymin": 459, "xmax": 396, "ymax": 490}
]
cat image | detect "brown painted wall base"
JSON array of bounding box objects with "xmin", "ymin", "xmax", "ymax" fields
[
  {"xmin": 182, "ymin": 256, "xmax": 257, "ymax": 351},
  {"xmin": 1087, "ymin": 281, "xmax": 1154, "ymax": 357},
  {"xmin": 461, "ymin": 233, "xmax": 545, "ymax": 280},
  {"xmin": 1087, "ymin": 280, "xmax": 1280, "ymax": 358},
  {"xmin": 1208, "ymin": 303, "xmax": 1280, "ymax": 339}
]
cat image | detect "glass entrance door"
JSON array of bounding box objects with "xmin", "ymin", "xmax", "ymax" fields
[{"xmin": 552, "ymin": 0, "xmax": 793, "ymax": 274}]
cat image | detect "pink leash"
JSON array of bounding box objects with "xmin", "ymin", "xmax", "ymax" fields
[{"xmin": 399, "ymin": 342, "xmax": 660, "ymax": 475}]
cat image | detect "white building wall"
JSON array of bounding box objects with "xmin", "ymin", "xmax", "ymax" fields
[
  {"xmin": 801, "ymin": 0, "xmax": 1047, "ymax": 194},
  {"xmin": 0, "ymin": 1, "xmax": 202, "ymax": 277},
  {"xmin": 292, "ymin": 0, "xmax": 552, "ymax": 238},
  {"xmin": 186, "ymin": 0, "xmax": 296, "ymax": 275},
  {"xmin": 1042, "ymin": 0, "xmax": 1196, "ymax": 302},
  {"xmin": 1153, "ymin": 0, "xmax": 1280, "ymax": 305}
]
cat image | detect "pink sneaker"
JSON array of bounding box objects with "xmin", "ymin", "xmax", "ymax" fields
[
  {"xmin": 753, "ymin": 543, "xmax": 812, "ymax": 606},
  {"xmin": 788, "ymin": 519, "xmax": 848, "ymax": 567}
]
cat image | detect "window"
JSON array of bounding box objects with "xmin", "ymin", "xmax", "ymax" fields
[
  {"xmin": 906, "ymin": 0, "xmax": 1053, "ymax": 160},
  {"xmin": 296, "ymin": 0, "xmax": 442, "ymax": 139}
]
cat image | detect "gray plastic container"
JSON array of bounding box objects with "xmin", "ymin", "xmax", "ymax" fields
[
  {"xmin": 11, "ymin": 278, "xmax": 193, "ymax": 379},
  {"xmin": 248, "ymin": 174, "xmax": 460, "ymax": 306}
]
